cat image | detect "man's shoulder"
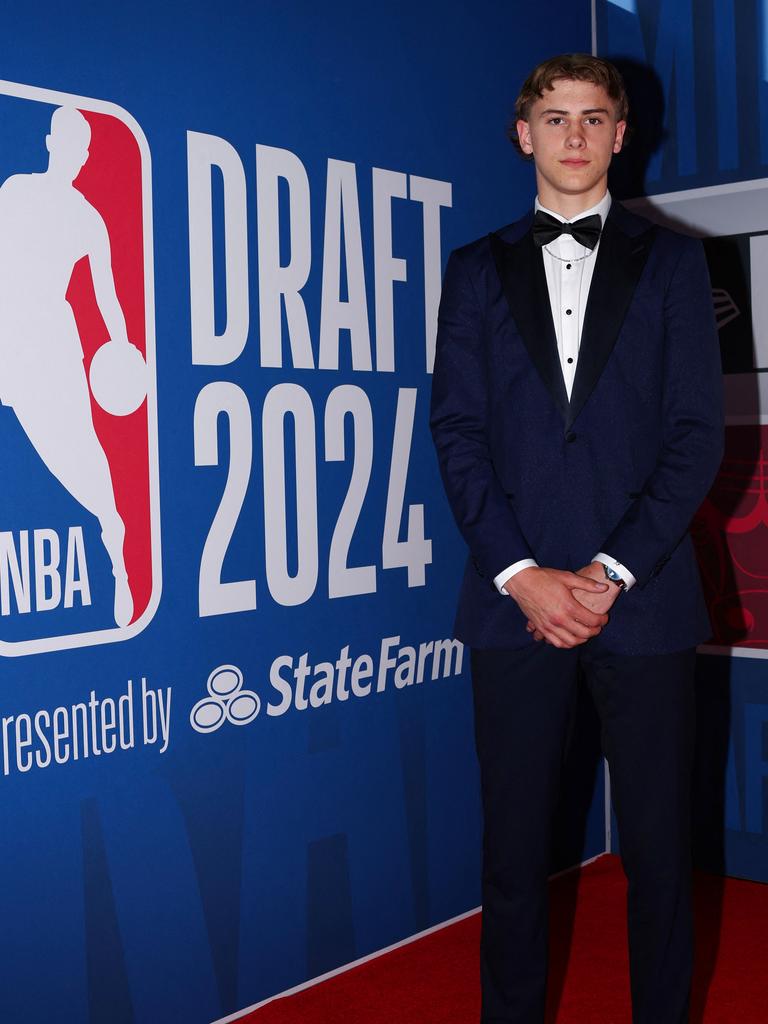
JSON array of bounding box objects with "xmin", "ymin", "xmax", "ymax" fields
[
  {"xmin": 448, "ymin": 212, "xmax": 533, "ymax": 267},
  {"xmin": 609, "ymin": 200, "xmax": 701, "ymax": 256}
]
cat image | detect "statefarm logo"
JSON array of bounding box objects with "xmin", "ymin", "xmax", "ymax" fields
[{"xmin": 0, "ymin": 80, "xmax": 160, "ymax": 655}]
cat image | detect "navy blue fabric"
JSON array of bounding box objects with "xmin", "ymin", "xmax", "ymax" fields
[
  {"xmin": 471, "ymin": 644, "xmax": 697, "ymax": 1023},
  {"xmin": 430, "ymin": 201, "xmax": 724, "ymax": 654}
]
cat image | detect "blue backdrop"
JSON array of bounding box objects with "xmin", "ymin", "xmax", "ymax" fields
[{"xmin": 0, "ymin": 4, "xmax": 601, "ymax": 1023}]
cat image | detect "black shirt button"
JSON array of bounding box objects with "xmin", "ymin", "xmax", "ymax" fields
[
  {"xmin": 567, "ymin": 357, "xmax": 574, "ymax": 364},
  {"xmin": 565, "ymin": 308, "xmax": 573, "ymax": 315},
  {"xmin": 566, "ymin": 263, "xmax": 572, "ymax": 269},
  {"xmin": 566, "ymin": 431, "xmax": 577, "ymax": 443}
]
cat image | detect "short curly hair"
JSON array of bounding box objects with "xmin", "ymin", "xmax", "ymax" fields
[{"xmin": 509, "ymin": 53, "xmax": 629, "ymax": 158}]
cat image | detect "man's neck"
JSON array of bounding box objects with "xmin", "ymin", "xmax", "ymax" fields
[{"xmin": 535, "ymin": 184, "xmax": 609, "ymax": 220}]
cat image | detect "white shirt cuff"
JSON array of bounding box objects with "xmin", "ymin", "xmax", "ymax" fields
[
  {"xmin": 494, "ymin": 559, "xmax": 538, "ymax": 595},
  {"xmin": 593, "ymin": 553, "xmax": 636, "ymax": 591}
]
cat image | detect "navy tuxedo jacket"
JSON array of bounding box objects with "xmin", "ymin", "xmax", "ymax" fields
[{"xmin": 430, "ymin": 201, "xmax": 724, "ymax": 655}]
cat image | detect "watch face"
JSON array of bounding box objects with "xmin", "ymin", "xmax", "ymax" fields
[{"xmin": 604, "ymin": 565, "xmax": 624, "ymax": 586}]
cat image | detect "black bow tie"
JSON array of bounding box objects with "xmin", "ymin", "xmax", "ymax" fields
[{"xmin": 532, "ymin": 210, "xmax": 603, "ymax": 250}]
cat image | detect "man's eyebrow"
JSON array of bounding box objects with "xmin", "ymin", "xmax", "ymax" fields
[{"xmin": 538, "ymin": 107, "xmax": 611, "ymax": 117}]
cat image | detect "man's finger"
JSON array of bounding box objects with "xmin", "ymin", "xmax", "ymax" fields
[
  {"xmin": 568, "ymin": 576, "xmax": 609, "ymax": 593},
  {"xmin": 538, "ymin": 610, "xmax": 599, "ymax": 642},
  {"xmin": 564, "ymin": 599, "xmax": 608, "ymax": 630},
  {"xmin": 525, "ymin": 620, "xmax": 545, "ymax": 641},
  {"xmin": 572, "ymin": 612, "xmax": 608, "ymax": 633},
  {"xmin": 568, "ymin": 622, "xmax": 602, "ymax": 641},
  {"xmin": 545, "ymin": 634, "xmax": 584, "ymax": 649},
  {"xmin": 545, "ymin": 611, "xmax": 605, "ymax": 643},
  {"xmin": 544, "ymin": 622, "xmax": 592, "ymax": 647}
]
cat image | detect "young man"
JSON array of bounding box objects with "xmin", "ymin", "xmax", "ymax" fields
[{"xmin": 430, "ymin": 55, "xmax": 723, "ymax": 1023}]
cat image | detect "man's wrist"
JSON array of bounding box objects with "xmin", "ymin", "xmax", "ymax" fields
[
  {"xmin": 592, "ymin": 553, "xmax": 636, "ymax": 591},
  {"xmin": 494, "ymin": 558, "xmax": 538, "ymax": 595},
  {"xmin": 598, "ymin": 561, "xmax": 625, "ymax": 592}
]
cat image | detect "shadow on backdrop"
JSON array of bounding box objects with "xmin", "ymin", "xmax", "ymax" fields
[{"xmin": 608, "ymin": 57, "xmax": 667, "ymax": 201}]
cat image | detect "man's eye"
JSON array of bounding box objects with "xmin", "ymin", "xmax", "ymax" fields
[
  {"xmin": 548, "ymin": 117, "xmax": 565, "ymax": 126},
  {"xmin": 585, "ymin": 117, "xmax": 603, "ymax": 125}
]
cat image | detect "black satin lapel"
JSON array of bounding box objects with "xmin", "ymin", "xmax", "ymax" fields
[
  {"xmin": 490, "ymin": 231, "xmax": 569, "ymax": 421},
  {"xmin": 567, "ymin": 217, "xmax": 655, "ymax": 428}
]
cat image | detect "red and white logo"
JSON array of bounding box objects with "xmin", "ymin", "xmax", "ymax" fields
[{"xmin": 0, "ymin": 80, "xmax": 160, "ymax": 655}]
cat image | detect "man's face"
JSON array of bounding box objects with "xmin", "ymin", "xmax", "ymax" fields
[{"xmin": 515, "ymin": 78, "xmax": 626, "ymax": 208}]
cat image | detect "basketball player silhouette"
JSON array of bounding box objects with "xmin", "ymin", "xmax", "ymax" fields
[{"xmin": 0, "ymin": 106, "xmax": 134, "ymax": 627}]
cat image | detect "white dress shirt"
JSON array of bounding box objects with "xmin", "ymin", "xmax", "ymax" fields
[{"xmin": 493, "ymin": 191, "xmax": 636, "ymax": 595}]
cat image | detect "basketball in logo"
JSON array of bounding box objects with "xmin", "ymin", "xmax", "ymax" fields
[{"xmin": 89, "ymin": 339, "xmax": 148, "ymax": 417}]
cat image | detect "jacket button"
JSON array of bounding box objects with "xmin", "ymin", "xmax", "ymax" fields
[{"xmin": 565, "ymin": 431, "xmax": 577, "ymax": 443}]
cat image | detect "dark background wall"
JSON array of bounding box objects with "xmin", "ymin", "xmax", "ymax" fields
[{"xmin": 596, "ymin": 0, "xmax": 768, "ymax": 884}]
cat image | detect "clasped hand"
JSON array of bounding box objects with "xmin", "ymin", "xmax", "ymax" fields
[{"xmin": 503, "ymin": 562, "xmax": 621, "ymax": 649}]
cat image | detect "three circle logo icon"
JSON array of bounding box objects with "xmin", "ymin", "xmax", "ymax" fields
[{"xmin": 190, "ymin": 664, "xmax": 260, "ymax": 733}]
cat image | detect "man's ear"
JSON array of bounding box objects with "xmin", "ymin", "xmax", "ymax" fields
[
  {"xmin": 613, "ymin": 120, "xmax": 627, "ymax": 154},
  {"xmin": 516, "ymin": 119, "xmax": 533, "ymax": 155}
]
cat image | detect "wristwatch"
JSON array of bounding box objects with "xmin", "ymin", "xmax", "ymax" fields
[{"xmin": 602, "ymin": 563, "xmax": 626, "ymax": 591}]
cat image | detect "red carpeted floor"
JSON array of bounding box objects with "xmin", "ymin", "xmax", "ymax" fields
[{"xmin": 243, "ymin": 855, "xmax": 768, "ymax": 1023}]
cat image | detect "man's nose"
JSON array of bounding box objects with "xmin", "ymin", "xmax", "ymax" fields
[{"xmin": 566, "ymin": 127, "xmax": 586, "ymax": 148}]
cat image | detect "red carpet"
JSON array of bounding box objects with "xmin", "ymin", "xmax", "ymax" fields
[{"xmin": 243, "ymin": 855, "xmax": 768, "ymax": 1023}]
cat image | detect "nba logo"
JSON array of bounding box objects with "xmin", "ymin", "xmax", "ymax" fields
[{"xmin": 0, "ymin": 80, "xmax": 160, "ymax": 655}]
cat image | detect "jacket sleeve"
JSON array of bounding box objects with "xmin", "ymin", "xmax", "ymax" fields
[
  {"xmin": 600, "ymin": 237, "xmax": 724, "ymax": 585},
  {"xmin": 430, "ymin": 247, "xmax": 533, "ymax": 580}
]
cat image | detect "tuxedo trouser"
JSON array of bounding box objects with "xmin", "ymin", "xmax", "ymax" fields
[{"xmin": 471, "ymin": 643, "xmax": 696, "ymax": 1024}]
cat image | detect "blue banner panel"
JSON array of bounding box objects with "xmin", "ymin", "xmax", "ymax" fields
[
  {"xmin": 0, "ymin": 4, "xmax": 600, "ymax": 1022},
  {"xmin": 596, "ymin": 0, "xmax": 768, "ymax": 192},
  {"xmin": 597, "ymin": 0, "xmax": 768, "ymax": 883}
]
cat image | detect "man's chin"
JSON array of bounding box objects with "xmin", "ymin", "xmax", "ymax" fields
[{"xmin": 549, "ymin": 173, "xmax": 605, "ymax": 197}]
